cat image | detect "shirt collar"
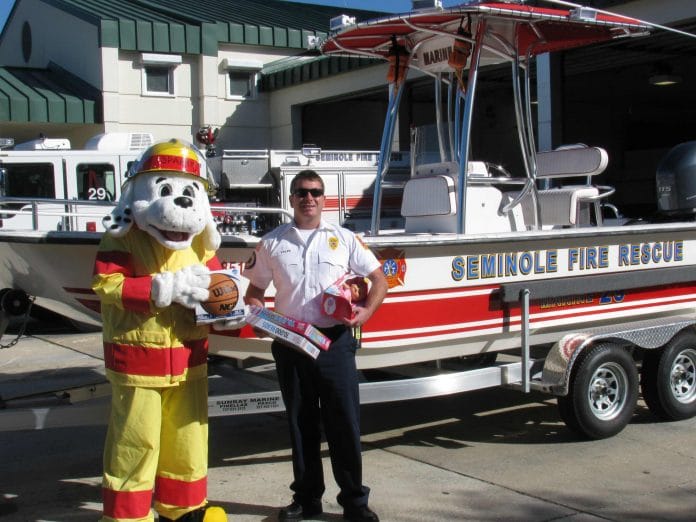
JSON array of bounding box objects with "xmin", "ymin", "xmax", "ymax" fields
[{"xmin": 284, "ymin": 219, "xmax": 335, "ymax": 236}]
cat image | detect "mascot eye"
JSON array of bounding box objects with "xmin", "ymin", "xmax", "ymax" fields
[
  {"xmin": 159, "ymin": 184, "xmax": 173, "ymax": 197},
  {"xmin": 183, "ymin": 186, "xmax": 195, "ymax": 198}
]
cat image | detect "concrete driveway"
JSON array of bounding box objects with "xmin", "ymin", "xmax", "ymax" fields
[{"xmin": 1, "ymin": 325, "xmax": 695, "ymax": 521}]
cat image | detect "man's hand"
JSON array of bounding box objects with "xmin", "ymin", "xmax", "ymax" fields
[
  {"xmin": 245, "ymin": 283, "xmax": 269, "ymax": 338},
  {"xmin": 340, "ymin": 266, "xmax": 388, "ymax": 327},
  {"xmin": 152, "ymin": 265, "xmax": 211, "ymax": 309}
]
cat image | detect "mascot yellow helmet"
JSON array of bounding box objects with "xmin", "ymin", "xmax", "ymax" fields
[{"xmin": 128, "ymin": 139, "xmax": 208, "ymax": 187}]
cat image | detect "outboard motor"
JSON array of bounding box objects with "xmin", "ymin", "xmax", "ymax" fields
[{"xmin": 656, "ymin": 141, "xmax": 696, "ymax": 218}]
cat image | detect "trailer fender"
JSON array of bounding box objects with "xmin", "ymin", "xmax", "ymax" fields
[{"xmin": 540, "ymin": 317, "xmax": 696, "ymax": 396}]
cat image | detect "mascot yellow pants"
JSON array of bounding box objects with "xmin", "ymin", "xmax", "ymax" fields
[{"xmin": 101, "ymin": 378, "xmax": 208, "ymax": 522}]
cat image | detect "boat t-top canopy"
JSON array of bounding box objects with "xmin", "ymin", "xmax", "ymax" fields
[
  {"xmin": 320, "ymin": 1, "xmax": 651, "ymax": 235},
  {"xmin": 321, "ymin": 1, "xmax": 650, "ymax": 62}
]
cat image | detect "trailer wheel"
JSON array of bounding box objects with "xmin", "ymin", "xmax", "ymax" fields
[
  {"xmin": 558, "ymin": 343, "xmax": 638, "ymax": 439},
  {"xmin": 641, "ymin": 331, "xmax": 696, "ymax": 421}
]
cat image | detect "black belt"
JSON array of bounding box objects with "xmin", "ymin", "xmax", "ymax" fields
[{"xmin": 315, "ymin": 324, "xmax": 348, "ymax": 341}]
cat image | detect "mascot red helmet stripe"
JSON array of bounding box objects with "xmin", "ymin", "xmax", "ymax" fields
[
  {"xmin": 128, "ymin": 139, "xmax": 208, "ymax": 186},
  {"xmin": 140, "ymin": 154, "xmax": 201, "ymax": 177}
]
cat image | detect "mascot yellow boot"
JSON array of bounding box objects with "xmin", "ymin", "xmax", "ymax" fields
[
  {"xmin": 159, "ymin": 505, "xmax": 228, "ymax": 521},
  {"xmin": 93, "ymin": 140, "xmax": 235, "ymax": 522}
]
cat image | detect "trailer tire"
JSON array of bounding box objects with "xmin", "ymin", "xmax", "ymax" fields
[
  {"xmin": 558, "ymin": 343, "xmax": 638, "ymax": 440},
  {"xmin": 640, "ymin": 331, "xmax": 696, "ymax": 421}
]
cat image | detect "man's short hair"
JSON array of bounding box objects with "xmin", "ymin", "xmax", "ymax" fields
[{"xmin": 290, "ymin": 170, "xmax": 324, "ymax": 194}]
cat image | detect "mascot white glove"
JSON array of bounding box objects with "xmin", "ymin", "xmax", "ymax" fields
[
  {"xmin": 211, "ymin": 305, "xmax": 249, "ymax": 331},
  {"xmin": 152, "ymin": 265, "xmax": 211, "ymax": 309}
]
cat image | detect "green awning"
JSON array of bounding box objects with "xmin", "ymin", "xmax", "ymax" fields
[
  {"xmin": 260, "ymin": 54, "xmax": 381, "ymax": 92},
  {"xmin": 43, "ymin": 0, "xmax": 384, "ymax": 56},
  {"xmin": 0, "ymin": 63, "xmax": 100, "ymax": 123}
]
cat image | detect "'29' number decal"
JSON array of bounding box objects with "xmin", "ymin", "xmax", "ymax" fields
[
  {"xmin": 88, "ymin": 187, "xmax": 109, "ymax": 200},
  {"xmin": 599, "ymin": 291, "xmax": 625, "ymax": 304}
]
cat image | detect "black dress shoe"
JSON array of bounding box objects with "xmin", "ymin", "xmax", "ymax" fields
[
  {"xmin": 343, "ymin": 505, "xmax": 379, "ymax": 522},
  {"xmin": 279, "ymin": 499, "xmax": 323, "ymax": 520}
]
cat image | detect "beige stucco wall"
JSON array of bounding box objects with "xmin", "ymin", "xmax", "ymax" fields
[
  {"xmin": 213, "ymin": 45, "xmax": 297, "ymax": 150},
  {"xmin": 101, "ymin": 44, "xmax": 300, "ymax": 149}
]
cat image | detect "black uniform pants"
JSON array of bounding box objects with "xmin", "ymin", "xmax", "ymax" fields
[{"xmin": 271, "ymin": 325, "xmax": 369, "ymax": 510}]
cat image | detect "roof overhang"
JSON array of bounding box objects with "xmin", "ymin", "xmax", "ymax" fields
[{"xmin": 0, "ymin": 63, "xmax": 100, "ymax": 124}]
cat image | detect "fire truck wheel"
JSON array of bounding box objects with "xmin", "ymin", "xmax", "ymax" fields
[
  {"xmin": 641, "ymin": 330, "xmax": 696, "ymax": 421},
  {"xmin": 558, "ymin": 342, "xmax": 638, "ymax": 440}
]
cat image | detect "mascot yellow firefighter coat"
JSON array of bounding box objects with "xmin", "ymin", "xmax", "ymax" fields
[{"xmin": 92, "ymin": 140, "xmax": 232, "ymax": 522}]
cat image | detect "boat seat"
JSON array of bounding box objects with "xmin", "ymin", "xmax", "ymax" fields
[
  {"xmin": 403, "ymin": 161, "xmax": 514, "ymax": 233},
  {"xmin": 536, "ymin": 145, "xmax": 608, "ymax": 180},
  {"xmin": 525, "ymin": 145, "xmax": 611, "ymax": 228},
  {"xmin": 402, "ymin": 174, "xmax": 457, "ymax": 233},
  {"xmin": 415, "ymin": 161, "xmax": 489, "ymax": 178},
  {"xmin": 526, "ymin": 186, "xmax": 600, "ymax": 227}
]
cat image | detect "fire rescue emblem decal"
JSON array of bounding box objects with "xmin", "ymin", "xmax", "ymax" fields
[{"xmin": 377, "ymin": 247, "xmax": 407, "ymax": 289}]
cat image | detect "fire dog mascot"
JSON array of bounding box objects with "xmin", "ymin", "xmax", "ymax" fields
[{"xmin": 92, "ymin": 139, "xmax": 233, "ymax": 522}]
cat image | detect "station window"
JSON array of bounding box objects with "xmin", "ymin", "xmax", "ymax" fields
[
  {"xmin": 76, "ymin": 163, "xmax": 116, "ymax": 201},
  {"xmin": 140, "ymin": 53, "xmax": 182, "ymax": 97},
  {"xmin": 144, "ymin": 65, "xmax": 173, "ymax": 95},
  {"xmin": 223, "ymin": 59, "xmax": 262, "ymax": 100}
]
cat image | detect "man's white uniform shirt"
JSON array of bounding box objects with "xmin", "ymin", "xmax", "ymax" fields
[{"xmin": 244, "ymin": 220, "xmax": 381, "ymax": 327}]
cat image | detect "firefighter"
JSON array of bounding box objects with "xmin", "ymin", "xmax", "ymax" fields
[{"xmin": 92, "ymin": 139, "xmax": 235, "ymax": 522}]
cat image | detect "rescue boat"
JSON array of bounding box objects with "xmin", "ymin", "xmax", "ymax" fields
[{"xmin": 3, "ymin": 0, "xmax": 696, "ymax": 375}]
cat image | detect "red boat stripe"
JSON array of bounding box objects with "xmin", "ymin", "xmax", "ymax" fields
[
  {"xmin": 367, "ymin": 284, "xmax": 696, "ymax": 332},
  {"xmin": 363, "ymin": 295, "xmax": 696, "ymax": 343}
]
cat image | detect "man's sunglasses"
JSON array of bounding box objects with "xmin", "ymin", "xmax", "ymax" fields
[{"xmin": 292, "ymin": 188, "xmax": 324, "ymax": 198}]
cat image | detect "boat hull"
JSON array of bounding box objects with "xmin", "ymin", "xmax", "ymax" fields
[
  {"xmin": 5, "ymin": 225, "xmax": 694, "ymax": 368},
  {"xmin": 212, "ymin": 225, "xmax": 696, "ymax": 367}
]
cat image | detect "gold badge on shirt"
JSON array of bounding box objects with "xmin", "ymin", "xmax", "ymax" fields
[{"xmin": 328, "ymin": 236, "xmax": 339, "ymax": 250}]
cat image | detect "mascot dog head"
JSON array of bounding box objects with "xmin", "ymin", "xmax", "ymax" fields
[{"xmin": 103, "ymin": 139, "xmax": 220, "ymax": 251}]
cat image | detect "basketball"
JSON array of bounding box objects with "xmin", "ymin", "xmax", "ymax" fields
[{"xmin": 202, "ymin": 272, "xmax": 240, "ymax": 316}]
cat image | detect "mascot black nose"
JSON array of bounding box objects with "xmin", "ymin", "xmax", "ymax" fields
[{"xmin": 174, "ymin": 196, "xmax": 193, "ymax": 208}]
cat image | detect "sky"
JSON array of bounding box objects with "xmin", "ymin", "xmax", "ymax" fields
[
  {"xmin": 0, "ymin": 0, "xmax": 14, "ymax": 32},
  {"xmin": 0, "ymin": 1, "xmax": 464, "ymax": 33}
]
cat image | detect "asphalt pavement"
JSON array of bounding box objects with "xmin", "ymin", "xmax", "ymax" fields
[{"xmin": 1, "ymin": 317, "xmax": 696, "ymax": 521}]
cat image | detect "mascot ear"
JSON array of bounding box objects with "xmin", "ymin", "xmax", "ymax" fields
[
  {"xmin": 204, "ymin": 217, "xmax": 222, "ymax": 251},
  {"xmin": 103, "ymin": 180, "xmax": 135, "ymax": 237},
  {"xmin": 200, "ymin": 196, "xmax": 221, "ymax": 251}
]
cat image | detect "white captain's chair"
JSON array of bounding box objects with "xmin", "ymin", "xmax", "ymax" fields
[
  {"xmin": 400, "ymin": 161, "xmax": 517, "ymax": 234},
  {"xmin": 526, "ymin": 145, "xmax": 612, "ymax": 228},
  {"xmin": 401, "ymin": 162, "xmax": 459, "ymax": 233}
]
